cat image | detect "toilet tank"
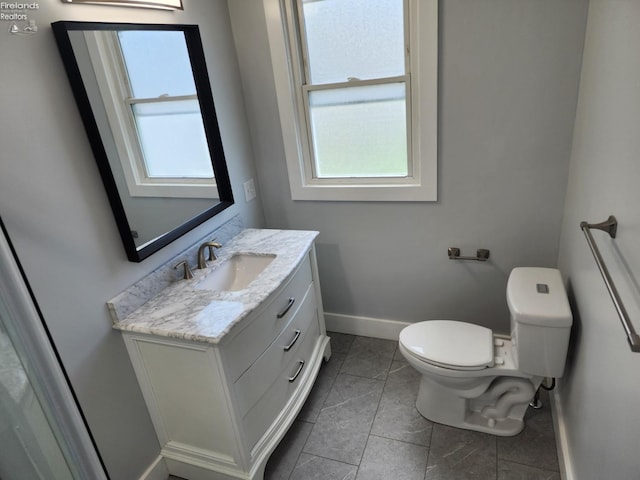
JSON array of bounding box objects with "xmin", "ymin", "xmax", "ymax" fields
[{"xmin": 507, "ymin": 267, "xmax": 573, "ymax": 378}]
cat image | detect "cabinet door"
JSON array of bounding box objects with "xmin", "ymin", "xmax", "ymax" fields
[{"xmin": 123, "ymin": 335, "xmax": 244, "ymax": 471}]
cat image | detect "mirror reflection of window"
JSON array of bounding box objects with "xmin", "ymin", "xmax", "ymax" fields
[
  {"xmin": 117, "ymin": 31, "xmax": 195, "ymax": 97},
  {"xmin": 86, "ymin": 30, "xmax": 218, "ymax": 199},
  {"xmin": 117, "ymin": 31, "xmax": 214, "ymax": 180},
  {"xmin": 53, "ymin": 22, "xmax": 235, "ymax": 261}
]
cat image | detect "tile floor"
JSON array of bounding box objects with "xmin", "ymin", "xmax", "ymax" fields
[
  {"xmin": 263, "ymin": 332, "xmax": 562, "ymax": 480},
  {"xmin": 170, "ymin": 332, "xmax": 562, "ymax": 480}
]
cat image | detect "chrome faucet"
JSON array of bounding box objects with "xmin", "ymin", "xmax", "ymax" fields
[{"xmin": 197, "ymin": 241, "xmax": 222, "ymax": 269}]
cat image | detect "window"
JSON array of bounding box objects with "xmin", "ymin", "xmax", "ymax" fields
[
  {"xmin": 85, "ymin": 30, "xmax": 218, "ymax": 199},
  {"xmin": 265, "ymin": 0, "xmax": 437, "ymax": 201}
]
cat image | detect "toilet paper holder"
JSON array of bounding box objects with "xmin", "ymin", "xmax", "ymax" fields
[{"xmin": 448, "ymin": 247, "xmax": 490, "ymax": 261}]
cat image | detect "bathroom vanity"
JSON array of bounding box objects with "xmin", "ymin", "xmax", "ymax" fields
[{"xmin": 111, "ymin": 229, "xmax": 331, "ymax": 480}]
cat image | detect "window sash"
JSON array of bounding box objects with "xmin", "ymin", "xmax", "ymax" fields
[
  {"xmin": 125, "ymin": 94, "xmax": 215, "ymax": 180},
  {"xmin": 294, "ymin": 0, "xmax": 413, "ymax": 183},
  {"xmin": 301, "ymin": 76, "xmax": 413, "ymax": 181},
  {"xmin": 296, "ymin": 0, "xmax": 409, "ymax": 86},
  {"xmin": 85, "ymin": 30, "xmax": 218, "ymax": 198}
]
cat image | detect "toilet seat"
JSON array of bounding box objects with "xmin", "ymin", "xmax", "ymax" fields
[{"xmin": 399, "ymin": 320, "xmax": 494, "ymax": 370}]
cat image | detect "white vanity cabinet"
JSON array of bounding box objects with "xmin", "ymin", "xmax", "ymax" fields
[{"xmin": 121, "ymin": 247, "xmax": 330, "ymax": 480}]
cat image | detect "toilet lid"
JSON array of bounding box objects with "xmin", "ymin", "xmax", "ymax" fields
[{"xmin": 400, "ymin": 321, "xmax": 494, "ymax": 370}]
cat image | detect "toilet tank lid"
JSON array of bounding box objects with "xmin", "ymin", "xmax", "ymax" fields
[{"xmin": 507, "ymin": 268, "xmax": 572, "ymax": 327}]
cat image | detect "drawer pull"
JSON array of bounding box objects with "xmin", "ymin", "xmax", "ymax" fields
[
  {"xmin": 283, "ymin": 329, "xmax": 301, "ymax": 351},
  {"xmin": 276, "ymin": 297, "xmax": 295, "ymax": 319},
  {"xmin": 288, "ymin": 360, "xmax": 305, "ymax": 382}
]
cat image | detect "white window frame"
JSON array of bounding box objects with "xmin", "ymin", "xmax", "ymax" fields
[
  {"xmin": 84, "ymin": 31, "xmax": 219, "ymax": 199},
  {"xmin": 264, "ymin": 0, "xmax": 437, "ymax": 201}
]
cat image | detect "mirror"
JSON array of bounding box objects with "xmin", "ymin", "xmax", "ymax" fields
[{"xmin": 51, "ymin": 21, "xmax": 234, "ymax": 262}]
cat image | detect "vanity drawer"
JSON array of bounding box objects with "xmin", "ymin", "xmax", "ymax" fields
[
  {"xmin": 224, "ymin": 255, "xmax": 313, "ymax": 381},
  {"xmin": 234, "ymin": 283, "xmax": 317, "ymax": 417},
  {"xmin": 242, "ymin": 316, "xmax": 320, "ymax": 451}
]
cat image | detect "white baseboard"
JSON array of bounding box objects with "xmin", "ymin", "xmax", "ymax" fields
[
  {"xmin": 550, "ymin": 388, "xmax": 574, "ymax": 480},
  {"xmin": 324, "ymin": 312, "xmax": 411, "ymax": 340},
  {"xmin": 139, "ymin": 455, "xmax": 168, "ymax": 480}
]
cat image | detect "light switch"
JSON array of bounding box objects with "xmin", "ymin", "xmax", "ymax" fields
[{"xmin": 243, "ymin": 178, "xmax": 256, "ymax": 202}]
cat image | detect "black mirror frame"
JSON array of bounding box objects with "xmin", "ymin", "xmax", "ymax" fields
[{"xmin": 51, "ymin": 21, "xmax": 234, "ymax": 262}]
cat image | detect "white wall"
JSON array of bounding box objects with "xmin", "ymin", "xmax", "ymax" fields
[
  {"xmin": 229, "ymin": 0, "xmax": 588, "ymax": 333},
  {"xmin": 557, "ymin": 1, "xmax": 640, "ymax": 478},
  {"xmin": 0, "ymin": 2, "xmax": 264, "ymax": 478}
]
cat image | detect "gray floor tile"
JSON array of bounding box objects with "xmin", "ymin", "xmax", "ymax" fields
[
  {"xmin": 254, "ymin": 335, "xmax": 564, "ymax": 480},
  {"xmin": 298, "ymin": 352, "xmax": 346, "ymax": 423},
  {"xmin": 328, "ymin": 331, "xmax": 356, "ymax": 354},
  {"xmin": 370, "ymin": 362, "xmax": 433, "ymax": 446},
  {"xmin": 386, "ymin": 360, "xmax": 418, "ymax": 385},
  {"xmin": 340, "ymin": 336, "xmax": 396, "ymax": 380},
  {"xmin": 264, "ymin": 420, "xmax": 313, "ymax": 480},
  {"xmin": 393, "ymin": 342, "xmax": 405, "ymax": 362},
  {"xmin": 290, "ymin": 453, "xmax": 357, "ymax": 480},
  {"xmin": 303, "ymin": 373, "xmax": 385, "ymax": 465},
  {"xmin": 425, "ymin": 423, "xmax": 497, "ymax": 480},
  {"xmin": 497, "ymin": 460, "xmax": 561, "ymax": 480},
  {"xmin": 355, "ymin": 435, "xmax": 428, "ymax": 480},
  {"xmin": 497, "ymin": 391, "xmax": 559, "ymax": 472}
]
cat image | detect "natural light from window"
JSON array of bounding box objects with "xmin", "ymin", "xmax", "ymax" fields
[
  {"xmin": 263, "ymin": 0, "xmax": 437, "ymax": 201},
  {"xmin": 299, "ymin": 0, "xmax": 408, "ymax": 179}
]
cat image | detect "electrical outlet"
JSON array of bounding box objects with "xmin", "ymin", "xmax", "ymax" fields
[{"xmin": 243, "ymin": 178, "xmax": 256, "ymax": 202}]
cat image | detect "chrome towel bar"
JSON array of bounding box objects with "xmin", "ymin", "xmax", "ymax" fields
[{"xmin": 580, "ymin": 216, "xmax": 640, "ymax": 353}]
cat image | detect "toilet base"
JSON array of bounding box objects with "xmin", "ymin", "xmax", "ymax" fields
[{"xmin": 415, "ymin": 374, "xmax": 540, "ymax": 436}]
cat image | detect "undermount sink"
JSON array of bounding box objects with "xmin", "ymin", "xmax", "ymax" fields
[{"xmin": 195, "ymin": 254, "xmax": 276, "ymax": 292}]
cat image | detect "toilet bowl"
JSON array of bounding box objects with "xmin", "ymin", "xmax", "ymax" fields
[{"xmin": 398, "ymin": 267, "xmax": 572, "ymax": 436}]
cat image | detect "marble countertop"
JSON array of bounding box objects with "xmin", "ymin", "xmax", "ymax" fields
[{"xmin": 111, "ymin": 229, "xmax": 319, "ymax": 344}]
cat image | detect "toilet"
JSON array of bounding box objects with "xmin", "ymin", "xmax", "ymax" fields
[{"xmin": 398, "ymin": 267, "xmax": 572, "ymax": 436}]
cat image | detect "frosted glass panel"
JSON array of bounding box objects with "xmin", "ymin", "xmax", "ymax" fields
[
  {"xmin": 118, "ymin": 31, "xmax": 196, "ymax": 98},
  {"xmin": 0, "ymin": 302, "xmax": 74, "ymax": 480},
  {"xmin": 301, "ymin": 0, "xmax": 405, "ymax": 84},
  {"xmin": 309, "ymin": 83, "xmax": 408, "ymax": 178},
  {"xmin": 132, "ymin": 100, "xmax": 214, "ymax": 178}
]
